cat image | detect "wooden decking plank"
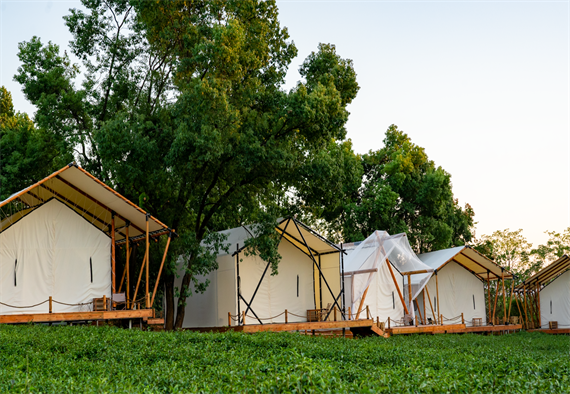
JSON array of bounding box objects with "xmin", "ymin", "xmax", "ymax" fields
[
  {"xmin": 0, "ymin": 309, "xmax": 153, "ymax": 324},
  {"xmin": 528, "ymin": 328, "xmax": 570, "ymax": 334},
  {"xmin": 239, "ymin": 319, "xmax": 375, "ymax": 333}
]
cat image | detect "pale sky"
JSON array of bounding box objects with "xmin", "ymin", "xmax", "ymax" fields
[{"xmin": 1, "ymin": 0, "xmax": 569, "ymax": 248}]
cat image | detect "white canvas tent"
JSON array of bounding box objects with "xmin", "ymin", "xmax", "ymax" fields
[
  {"xmin": 342, "ymin": 231, "xmax": 433, "ymax": 325},
  {"xmin": 518, "ymin": 255, "xmax": 570, "ymax": 329},
  {"xmin": 175, "ymin": 218, "xmax": 343, "ymax": 328},
  {"xmin": 0, "ymin": 163, "xmax": 173, "ymax": 315},
  {"xmin": 415, "ymin": 246, "xmax": 512, "ymax": 326}
]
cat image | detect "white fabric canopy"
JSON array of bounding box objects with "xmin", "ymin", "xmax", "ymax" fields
[
  {"xmin": 0, "ymin": 199, "xmax": 111, "ymax": 314},
  {"xmin": 343, "ymin": 231, "xmax": 433, "ymax": 321}
]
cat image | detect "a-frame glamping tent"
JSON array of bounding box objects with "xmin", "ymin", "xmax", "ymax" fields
[
  {"xmin": 342, "ymin": 231, "xmax": 434, "ymax": 325},
  {"xmin": 0, "ymin": 163, "xmax": 174, "ymax": 318},
  {"xmin": 516, "ymin": 255, "xmax": 570, "ymax": 330},
  {"xmin": 175, "ymin": 217, "xmax": 344, "ymax": 328},
  {"xmin": 415, "ymin": 246, "xmax": 513, "ymax": 326}
]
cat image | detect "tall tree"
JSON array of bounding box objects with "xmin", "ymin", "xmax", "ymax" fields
[
  {"xmin": 342, "ymin": 124, "xmax": 474, "ymax": 252},
  {"xmin": 0, "ymin": 86, "xmax": 72, "ymax": 201},
  {"xmin": 472, "ymin": 228, "xmax": 538, "ymax": 284},
  {"xmin": 14, "ymin": 0, "xmax": 359, "ymax": 329},
  {"xmin": 531, "ymin": 228, "xmax": 570, "ymax": 267}
]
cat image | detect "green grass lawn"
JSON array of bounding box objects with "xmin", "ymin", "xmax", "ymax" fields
[{"xmin": 0, "ymin": 325, "xmax": 567, "ymax": 393}]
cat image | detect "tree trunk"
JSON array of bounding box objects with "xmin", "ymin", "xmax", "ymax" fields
[
  {"xmin": 174, "ymin": 270, "xmax": 193, "ymax": 329},
  {"xmin": 164, "ymin": 272, "xmax": 175, "ymax": 330}
]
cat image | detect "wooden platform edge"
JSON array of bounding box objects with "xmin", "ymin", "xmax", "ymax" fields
[
  {"xmin": 241, "ymin": 319, "xmax": 376, "ymax": 333},
  {"xmin": 528, "ymin": 328, "xmax": 570, "ymax": 334},
  {"xmin": 386, "ymin": 324, "xmax": 523, "ymax": 335},
  {"xmin": 0, "ymin": 309, "xmax": 154, "ymax": 324}
]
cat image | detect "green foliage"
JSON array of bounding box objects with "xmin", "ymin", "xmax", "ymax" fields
[
  {"xmin": 0, "ymin": 86, "xmax": 72, "ymax": 201},
  {"xmin": 343, "ymin": 125, "xmax": 474, "ymax": 252},
  {"xmin": 0, "ymin": 326, "xmax": 566, "ymax": 393},
  {"xmin": 473, "ymin": 229, "xmax": 533, "ymax": 275},
  {"xmin": 13, "ymin": 0, "xmax": 359, "ymax": 329},
  {"xmin": 531, "ymin": 228, "xmax": 570, "ymax": 267}
]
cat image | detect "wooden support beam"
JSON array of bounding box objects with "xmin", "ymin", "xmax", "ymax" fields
[
  {"xmin": 425, "ymin": 285, "xmax": 436, "ymax": 323},
  {"xmin": 407, "ymin": 274, "xmax": 413, "ymax": 317},
  {"xmin": 386, "ymin": 258, "xmax": 409, "ymax": 315},
  {"xmin": 126, "ymin": 225, "xmax": 130, "ymax": 309},
  {"xmin": 132, "ymin": 250, "xmax": 148, "ymax": 307},
  {"xmin": 112, "ymin": 214, "xmax": 116, "ymax": 293},
  {"xmin": 514, "ymin": 292, "xmax": 522, "ymax": 323},
  {"xmin": 536, "ymin": 282, "xmax": 541, "ymax": 328},
  {"xmin": 356, "ymin": 286, "xmax": 370, "ymax": 320},
  {"xmin": 501, "ymin": 270, "xmax": 506, "ymax": 324},
  {"xmin": 523, "ymin": 284, "xmax": 529, "ymax": 329},
  {"xmin": 487, "ymin": 271, "xmax": 491, "ymax": 324},
  {"xmin": 150, "ymin": 231, "xmax": 172, "ymax": 307},
  {"xmin": 145, "ymin": 215, "xmax": 150, "ymax": 308},
  {"xmin": 422, "ymin": 288, "xmax": 426, "ymax": 324},
  {"xmin": 436, "ymin": 272, "xmax": 440, "ymax": 324},
  {"xmin": 507, "ymin": 279, "xmax": 514, "ymax": 321},
  {"xmin": 492, "ymin": 279, "xmax": 499, "ymax": 325}
]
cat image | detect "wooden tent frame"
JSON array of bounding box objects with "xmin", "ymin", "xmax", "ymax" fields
[
  {"xmin": 0, "ymin": 163, "xmax": 176, "ymax": 322},
  {"xmin": 232, "ymin": 217, "xmax": 345, "ymax": 325}
]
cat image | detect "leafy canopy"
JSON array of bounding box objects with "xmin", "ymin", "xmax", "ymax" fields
[
  {"xmin": 13, "ymin": 0, "xmax": 359, "ymax": 329},
  {"xmin": 342, "ymin": 125, "xmax": 474, "ymax": 253}
]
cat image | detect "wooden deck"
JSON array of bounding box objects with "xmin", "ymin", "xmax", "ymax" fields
[
  {"xmin": 0, "ymin": 309, "xmax": 154, "ymax": 324},
  {"xmin": 188, "ymin": 319, "xmax": 388, "ymax": 337},
  {"xmin": 528, "ymin": 328, "xmax": 570, "ymax": 335},
  {"xmin": 386, "ymin": 323, "xmax": 523, "ymax": 335}
]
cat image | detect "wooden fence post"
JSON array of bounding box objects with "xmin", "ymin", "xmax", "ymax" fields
[
  {"xmin": 285, "ymin": 309, "xmax": 288, "ymax": 323},
  {"xmin": 242, "ymin": 311, "xmax": 246, "ymax": 326},
  {"xmin": 49, "ymin": 296, "xmax": 52, "ymax": 313},
  {"xmin": 334, "ymin": 306, "xmax": 337, "ymax": 321},
  {"xmin": 228, "ymin": 312, "xmax": 231, "ymax": 327},
  {"xmin": 348, "ymin": 306, "xmax": 351, "ymax": 320},
  {"xmin": 461, "ymin": 313, "xmax": 464, "ymax": 325}
]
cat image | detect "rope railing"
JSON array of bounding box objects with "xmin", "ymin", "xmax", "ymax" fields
[{"xmin": 0, "ymin": 300, "xmax": 49, "ymax": 309}]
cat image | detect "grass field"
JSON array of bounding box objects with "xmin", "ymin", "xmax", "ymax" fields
[{"xmin": 0, "ymin": 325, "xmax": 567, "ymax": 393}]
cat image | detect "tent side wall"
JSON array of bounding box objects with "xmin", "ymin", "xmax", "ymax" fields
[
  {"xmin": 418, "ymin": 262, "xmax": 486, "ymax": 326},
  {"xmin": 240, "ymin": 240, "xmax": 315, "ymax": 324},
  {"xmin": 0, "ymin": 199, "xmax": 111, "ymax": 314},
  {"xmin": 178, "ymin": 254, "xmax": 236, "ymax": 328},
  {"xmin": 540, "ymin": 270, "xmax": 570, "ymax": 329}
]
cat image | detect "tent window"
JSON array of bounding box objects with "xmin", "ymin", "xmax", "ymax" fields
[
  {"xmin": 550, "ymin": 300, "xmax": 552, "ymax": 314},
  {"xmin": 473, "ymin": 295, "xmax": 475, "ymax": 310},
  {"xmin": 434, "ymin": 297, "xmax": 437, "ymax": 312},
  {"xmin": 14, "ymin": 259, "xmax": 17, "ymax": 287},
  {"xmin": 392, "ymin": 291, "xmax": 395, "ymax": 309},
  {"xmin": 90, "ymin": 257, "xmax": 93, "ymax": 283},
  {"xmin": 297, "ymin": 275, "xmax": 299, "ymax": 297}
]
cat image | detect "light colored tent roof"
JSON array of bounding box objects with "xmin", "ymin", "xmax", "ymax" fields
[
  {"xmin": 218, "ymin": 218, "xmax": 341, "ymax": 257},
  {"xmin": 515, "ymin": 254, "xmax": 570, "ymax": 290},
  {"xmin": 0, "ymin": 163, "xmax": 171, "ymax": 243},
  {"xmin": 417, "ymin": 246, "xmax": 513, "ymax": 281}
]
